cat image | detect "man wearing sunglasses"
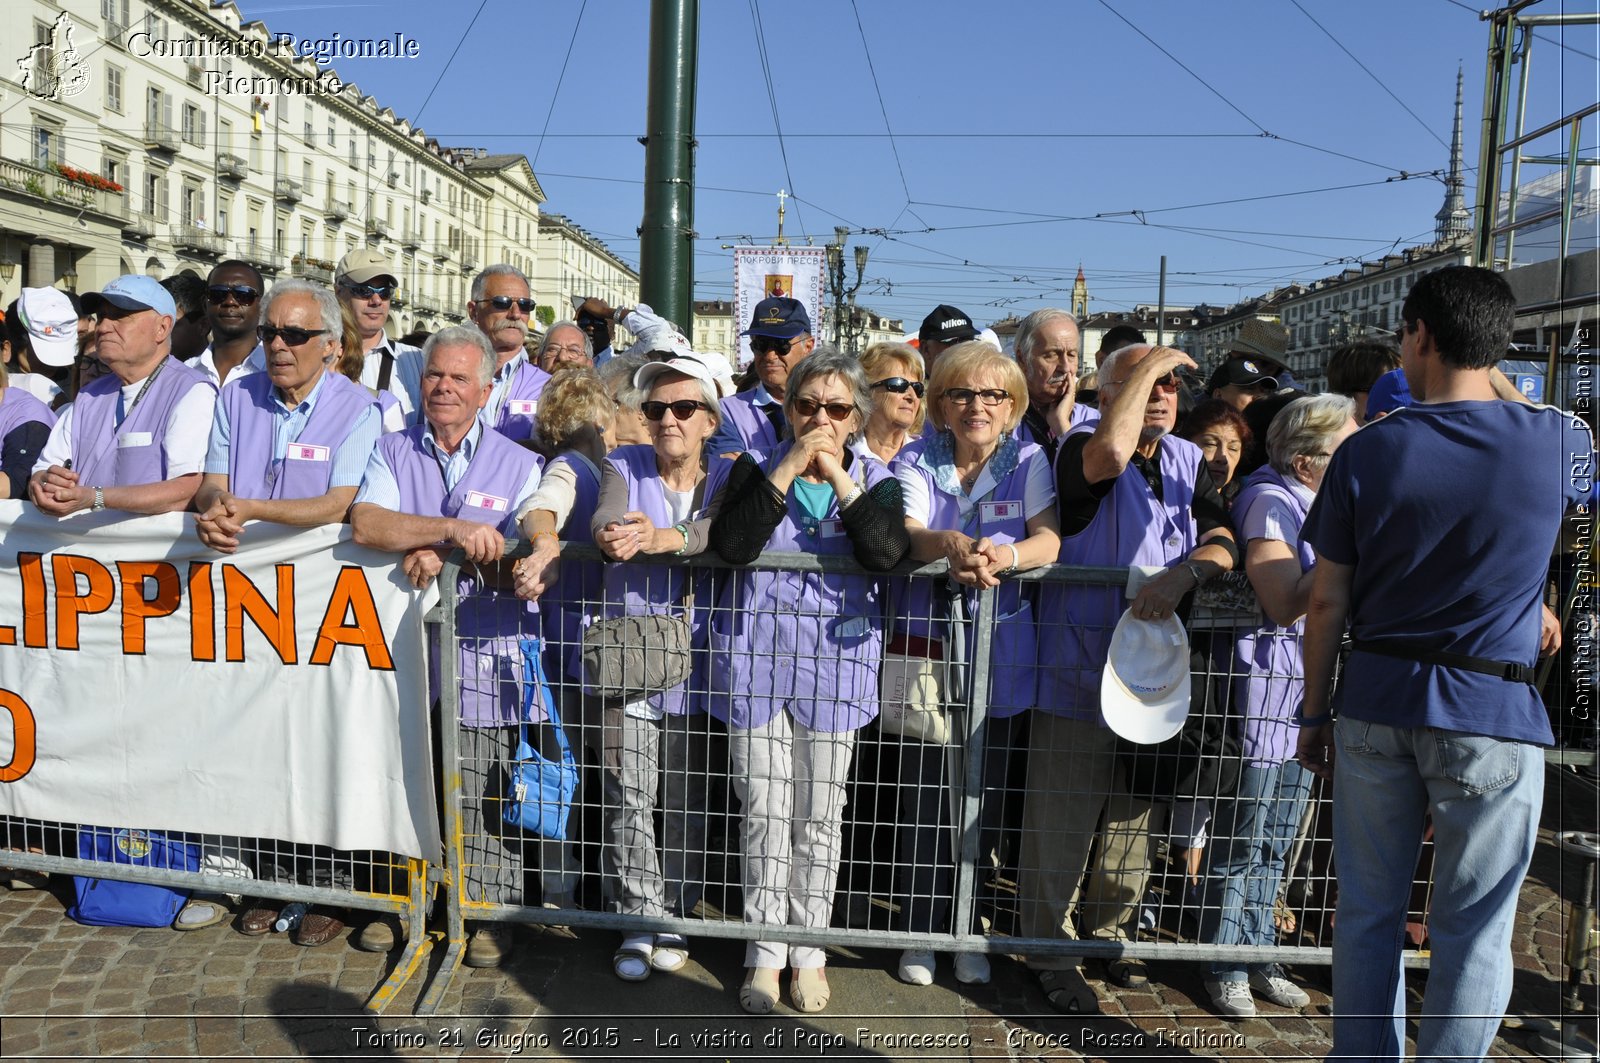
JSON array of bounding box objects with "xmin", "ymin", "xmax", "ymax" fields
[
  {"xmin": 1014, "ymin": 307, "xmax": 1096, "ymax": 461},
  {"xmin": 336, "ymin": 249, "xmax": 424, "ymax": 427},
  {"xmin": 187, "ymin": 261, "xmax": 267, "ymax": 389},
  {"xmin": 1022, "ymin": 341, "xmax": 1237, "ymax": 1013},
  {"xmin": 709, "ymin": 296, "xmax": 815, "ymax": 459},
  {"xmin": 466, "ymin": 264, "xmax": 550, "ymax": 443},
  {"xmin": 351, "ymin": 325, "xmax": 542, "ymax": 969},
  {"xmin": 30, "ymin": 275, "xmax": 217, "ymax": 518}
]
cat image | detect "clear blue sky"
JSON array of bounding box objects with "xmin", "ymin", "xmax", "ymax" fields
[{"xmin": 242, "ymin": 0, "xmax": 1599, "ymax": 328}]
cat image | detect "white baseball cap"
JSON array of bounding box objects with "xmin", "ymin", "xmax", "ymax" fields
[
  {"xmin": 633, "ymin": 345, "xmax": 736, "ymax": 399},
  {"xmin": 17, "ymin": 286, "xmax": 80, "ymax": 367},
  {"xmin": 1100, "ymin": 610, "xmax": 1191, "ymax": 744}
]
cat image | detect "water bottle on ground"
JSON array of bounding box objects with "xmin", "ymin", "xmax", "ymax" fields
[{"xmin": 274, "ymin": 902, "xmax": 309, "ymax": 933}]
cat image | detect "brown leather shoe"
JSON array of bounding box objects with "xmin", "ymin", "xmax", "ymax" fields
[
  {"xmin": 237, "ymin": 904, "xmax": 280, "ymax": 936},
  {"xmin": 294, "ymin": 910, "xmax": 346, "ymax": 947}
]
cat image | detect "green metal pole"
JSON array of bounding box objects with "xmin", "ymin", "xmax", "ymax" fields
[{"xmin": 639, "ymin": 0, "xmax": 698, "ymax": 334}]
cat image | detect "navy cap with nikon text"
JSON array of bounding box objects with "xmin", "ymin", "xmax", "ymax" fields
[
  {"xmin": 919, "ymin": 304, "xmax": 978, "ymax": 347},
  {"xmin": 742, "ymin": 297, "xmax": 811, "ymax": 340}
]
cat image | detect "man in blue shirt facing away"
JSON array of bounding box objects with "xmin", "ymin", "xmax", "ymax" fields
[{"xmin": 1297, "ymin": 265, "xmax": 1591, "ymax": 1061}]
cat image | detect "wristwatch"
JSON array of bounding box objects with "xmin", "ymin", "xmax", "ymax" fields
[{"xmin": 92, "ymin": 487, "xmax": 105, "ymax": 512}]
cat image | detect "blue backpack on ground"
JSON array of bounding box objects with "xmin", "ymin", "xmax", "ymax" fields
[{"xmin": 68, "ymin": 826, "xmax": 200, "ymax": 927}]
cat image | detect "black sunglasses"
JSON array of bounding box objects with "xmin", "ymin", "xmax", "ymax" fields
[
  {"xmin": 343, "ymin": 281, "xmax": 395, "ymax": 299},
  {"xmin": 258, "ymin": 324, "xmax": 331, "ymax": 347},
  {"xmin": 750, "ymin": 336, "xmax": 795, "ymax": 355},
  {"xmin": 477, "ymin": 295, "xmax": 535, "ymax": 313},
  {"xmin": 871, "ymin": 376, "xmax": 925, "ymax": 398},
  {"xmin": 641, "ymin": 399, "xmax": 711, "ymax": 422},
  {"xmin": 206, "ymin": 284, "xmax": 259, "ymax": 305},
  {"xmin": 792, "ymin": 397, "xmax": 855, "ymax": 421}
]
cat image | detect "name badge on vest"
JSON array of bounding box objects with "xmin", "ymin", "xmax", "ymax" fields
[
  {"xmin": 288, "ymin": 443, "xmax": 330, "ymax": 462},
  {"xmin": 465, "ymin": 490, "xmax": 509, "ymax": 513},
  {"xmin": 819, "ymin": 518, "xmax": 846, "ymax": 539},
  {"xmin": 118, "ymin": 431, "xmax": 153, "ymax": 448},
  {"xmin": 981, "ymin": 500, "xmax": 1021, "ymax": 524},
  {"xmin": 508, "ymin": 400, "xmax": 537, "ymax": 417}
]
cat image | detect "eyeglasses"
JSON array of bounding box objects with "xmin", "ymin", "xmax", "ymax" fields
[
  {"xmin": 942, "ymin": 387, "xmax": 1012, "ymax": 407},
  {"xmin": 343, "ymin": 282, "xmax": 395, "ymax": 300},
  {"xmin": 543, "ymin": 343, "xmax": 587, "ymax": 358},
  {"xmin": 258, "ymin": 324, "xmax": 330, "ymax": 347},
  {"xmin": 792, "ymin": 397, "xmax": 855, "ymax": 421},
  {"xmin": 871, "ymin": 376, "xmax": 925, "ymax": 398},
  {"xmin": 641, "ymin": 399, "xmax": 711, "ymax": 421},
  {"xmin": 477, "ymin": 295, "xmax": 535, "ymax": 313},
  {"xmin": 750, "ymin": 336, "xmax": 796, "ymax": 356},
  {"xmin": 206, "ymin": 284, "xmax": 259, "ymax": 305}
]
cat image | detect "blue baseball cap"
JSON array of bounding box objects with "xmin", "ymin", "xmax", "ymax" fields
[
  {"xmin": 1366, "ymin": 368, "xmax": 1413, "ymax": 418},
  {"xmin": 742, "ymin": 297, "xmax": 811, "ymax": 340},
  {"xmin": 81, "ymin": 275, "xmax": 177, "ymax": 320}
]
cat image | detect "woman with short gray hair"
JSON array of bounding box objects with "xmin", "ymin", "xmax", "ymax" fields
[
  {"xmin": 706, "ymin": 346, "xmax": 911, "ymax": 1015},
  {"xmin": 1199, "ymin": 392, "xmax": 1357, "ymax": 1019}
]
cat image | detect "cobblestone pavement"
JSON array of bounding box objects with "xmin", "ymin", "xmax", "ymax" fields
[{"xmin": 0, "ymin": 771, "xmax": 1593, "ymax": 1061}]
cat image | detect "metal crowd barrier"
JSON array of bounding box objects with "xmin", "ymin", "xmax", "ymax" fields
[
  {"xmin": 416, "ymin": 540, "xmax": 1449, "ymax": 1010},
  {"xmin": 0, "ymin": 824, "xmax": 433, "ymax": 1012}
]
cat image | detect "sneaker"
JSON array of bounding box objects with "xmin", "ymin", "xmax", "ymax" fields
[
  {"xmin": 1249, "ymin": 966, "xmax": 1310, "ymax": 1008},
  {"xmin": 953, "ymin": 951, "xmax": 991, "ymax": 985},
  {"xmin": 897, "ymin": 949, "xmax": 935, "ymax": 986},
  {"xmin": 1205, "ymin": 976, "xmax": 1256, "ymax": 1019}
]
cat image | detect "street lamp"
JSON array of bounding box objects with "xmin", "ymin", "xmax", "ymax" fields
[{"xmin": 825, "ymin": 226, "xmax": 869, "ymax": 354}]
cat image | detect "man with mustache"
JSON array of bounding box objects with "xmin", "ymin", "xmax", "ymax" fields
[{"xmin": 467, "ymin": 265, "xmax": 550, "ymax": 443}]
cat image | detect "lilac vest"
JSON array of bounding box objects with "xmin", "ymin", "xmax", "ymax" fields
[
  {"xmin": 892, "ymin": 434, "xmax": 1042, "ymax": 718},
  {"xmin": 491, "ymin": 361, "xmax": 551, "ymax": 443},
  {"xmin": 1228, "ymin": 464, "xmax": 1315, "ymax": 766},
  {"xmin": 1037, "ymin": 430, "xmax": 1204, "ymax": 722},
  {"xmin": 718, "ymin": 391, "xmax": 782, "ymax": 453},
  {"xmin": 223, "ymin": 371, "xmax": 378, "ymax": 500},
  {"xmin": 591, "ymin": 445, "xmax": 734, "ymax": 715},
  {"xmin": 0, "ymin": 386, "xmax": 56, "ymax": 439},
  {"xmin": 707, "ymin": 442, "xmax": 892, "ymax": 732},
  {"xmin": 380, "ymin": 424, "xmax": 541, "ymax": 727},
  {"xmin": 541, "ymin": 451, "xmax": 604, "ymax": 680},
  {"xmin": 72, "ymin": 357, "xmax": 212, "ymax": 487}
]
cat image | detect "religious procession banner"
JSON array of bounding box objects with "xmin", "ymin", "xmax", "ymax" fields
[
  {"xmin": 0, "ymin": 505, "xmax": 437, "ymax": 859},
  {"xmin": 733, "ymin": 245, "xmax": 827, "ymax": 369}
]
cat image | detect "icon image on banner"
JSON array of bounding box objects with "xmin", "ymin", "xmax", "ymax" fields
[
  {"xmin": 115, "ymin": 829, "xmax": 153, "ymax": 860},
  {"xmin": 764, "ymin": 275, "xmax": 791, "ymax": 299},
  {"xmin": 17, "ymin": 12, "xmax": 90, "ymax": 102}
]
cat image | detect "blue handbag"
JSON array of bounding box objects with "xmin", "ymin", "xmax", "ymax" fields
[
  {"xmin": 502, "ymin": 637, "xmax": 579, "ymax": 840},
  {"xmin": 68, "ymin": 826, "xmax": 200, "ymax": 927}
]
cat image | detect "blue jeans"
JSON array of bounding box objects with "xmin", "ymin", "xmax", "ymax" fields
[
  {"xmin": 1199, "ymin": 758, "xmax": 1311, "ymax": 979},
  {"xmin": 1331, "ymin": 719, "xmax": 1543, "ymax": 1063}
]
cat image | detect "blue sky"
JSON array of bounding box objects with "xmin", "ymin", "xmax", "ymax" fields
[{"xmin": 243, "ymin": 0, "xmax": 1599, "ymax": 328}]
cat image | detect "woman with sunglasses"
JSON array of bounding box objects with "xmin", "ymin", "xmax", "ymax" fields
[
  {"xmin": 887, "ymin": 340, "xmax": 1060, "ymax": 988},
  {"xmin": 859, "ymin": 341, "xmax": 926, "ymax": 464},
  {"xmin": 586, "ymin": 352, "xmax": 735, "ymax": 984},
  {"xmin": 707, "ymin": 346, "xmax": 911, "ymax": 1014}
]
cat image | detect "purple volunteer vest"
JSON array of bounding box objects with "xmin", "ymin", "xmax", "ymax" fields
[
  {"xmin": 380, "ymin": 424, "xmax": 541, "ymax": 726},
  {"xmin": 1036, "ymin": 429, "xmax": 1203, "ymax": 723},
  {"xmin": 490, "ymin": 360, "xmax": 551, "ymax": 443},
  {"xmin": 1228, "ymin": 464, "xmax": 1315, "ymax": 766},
  {"xmin": 72, "ymin": 357, "xmax": 212, "ymax": 487},
  {"xmin": 223, "ymin": 371, "xmax": 378, "ymax": 500},
  {"xmin": 541, "ymin": 451, "xmax": 604, "ymax": 680},
  {"xmin": 707, "ymin": 441, "xmax": 892, "ymax": 732},
  {"xmin": 892, "ymin": 433, "xmax": 1042, "ymax": 717},
  {"xmin": 591, "ymin": 445, "xmax": 734, "ymax": 716},
  {"xmin": 0, "ymin": 386, "xmax": 55, "ymax": 438},
  {"xmin": 717, "ymin": 391, "xmax": 782, "ymax": 454}
]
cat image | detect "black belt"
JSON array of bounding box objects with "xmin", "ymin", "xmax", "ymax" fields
[{"xmin": 1350, "ymin": 638, "xmax": 1534, "ymax": 685}]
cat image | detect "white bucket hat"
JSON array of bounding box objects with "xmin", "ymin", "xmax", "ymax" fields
[{"xmin": 1101, "ymin": 609, "xmax": 1191, "ymax": 744}]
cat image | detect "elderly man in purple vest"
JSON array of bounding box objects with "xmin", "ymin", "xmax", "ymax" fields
[
  {"xmin": 467, "ymin": 265, "xmax": 551, "ymax": 443},
  {"xmin": 1014, "ymin": 307, "xmax": 1097, "ymax": 461},
  {"xmin": 29, "ymin": 275, "xmax": 216, "ymax": 518},
  {"xmin": 1022, "ymin": 342, "xmax": 1238, "ymax": 1014},
  {"xmin": 194, "ymin": 279, "xmax": 381, "ymax": 550},
  {"xmin": 708, "ymin": 297, "xmax": 815, "ymax": 458},
  {"xmin": 337, "ymin": 249, "xmax": 423, "ymax": 425},
  {"xmin": 351, "ymin": 325, "xmax": 541, "ymax": 969}
]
